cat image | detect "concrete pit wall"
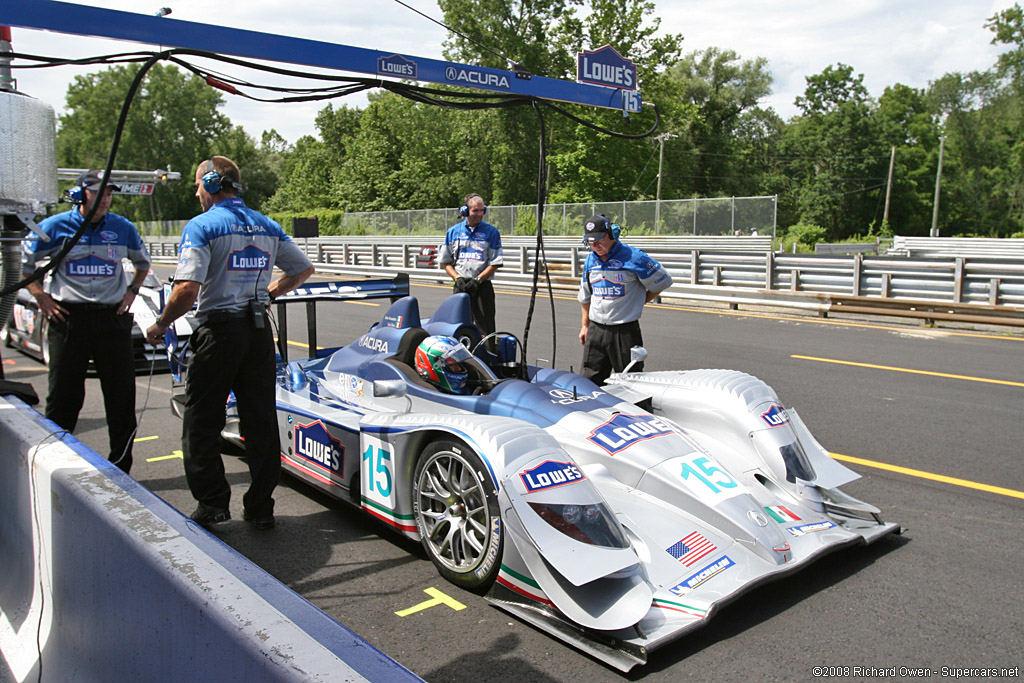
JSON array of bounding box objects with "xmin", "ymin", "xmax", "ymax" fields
[{"xmin": 0, "ymin": 396, "xmax": 420, "ymax": 682}]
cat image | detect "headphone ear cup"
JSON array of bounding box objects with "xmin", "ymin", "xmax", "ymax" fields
[
  {"xmin": 611, "ymin": 224, "xmax": 621, "ymax": 240},
  {"xmin": 459, "ymin": 205, "xmax": 469, "ymax": 218},
  {"xmin": 202, "ymin": 171, "xmax": 222, "ymax": 194},
  {"xmin": 66, "ymin": 185, "xmax": 84, "ymax": 204}
]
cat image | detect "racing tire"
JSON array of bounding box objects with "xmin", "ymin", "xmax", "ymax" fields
[{"xmin": 412, "ymin": 439, "xmax": 502, "ymax": 591}]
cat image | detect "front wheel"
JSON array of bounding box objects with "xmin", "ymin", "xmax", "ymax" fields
[{"xmin": 412, "ymin": 440, "xmax": 502, "ymax": 590}]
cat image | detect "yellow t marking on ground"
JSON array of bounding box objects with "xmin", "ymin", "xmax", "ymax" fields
[
  {"xmin": 831, "ymin": 452, "xmax": 1024, "ymax": 500},
  {"xmin": 395, "ymin": 587, "xmax": 467, "ymax": 616},
  {"xmin": 793, "ymin": 354, "xmax": 1024, "ymax": 387},
  {"xmin": 147, "ymin": 449, "xmax": 183, "ymax": 463},
  {"xmin": 133, "ymin": 435, "xmax": 159, "ymax": 442}
]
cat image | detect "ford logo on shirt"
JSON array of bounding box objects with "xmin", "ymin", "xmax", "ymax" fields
[
  {"xmin": 228, "ymin": 245, "xmax": 270, "ymax": 271},
  {"xmin": 66, "ymin": 255, "xmax": 116, "ymax": 277},
  {"xmin": 100, "ymin": 230, "xmax": 118, "ymax": 242}
]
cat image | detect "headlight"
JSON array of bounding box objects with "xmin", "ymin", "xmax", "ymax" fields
[{"xmin": 528, "ymin": 502, "xmax": 629, "ymax": 548}]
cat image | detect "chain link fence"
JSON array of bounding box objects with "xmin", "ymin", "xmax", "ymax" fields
[
  {"xmin": 137, "ymin": 196, "xmax": 777, "ymax": 238},
  {"xmin": 336, "ymin": 196, "xmax": 777, "ymax": 238}
]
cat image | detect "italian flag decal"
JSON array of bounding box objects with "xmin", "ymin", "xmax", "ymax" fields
[{"xmin": 765, "ymin": 505, "xmax": 801, "ymax": 523}]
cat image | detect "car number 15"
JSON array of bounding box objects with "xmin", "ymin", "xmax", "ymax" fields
[
  {"xmin": 361, "ymin": 436, "xmax": 395, "ymax": 508},
  {"xmin": 678, "ymin": 453, "xmax": 742, "ymax": 501}
]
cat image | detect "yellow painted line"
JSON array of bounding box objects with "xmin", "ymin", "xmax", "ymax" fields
[
  {"xmin": 147, "ymin": 450, "xmax": 183, "ymax": 463},
  {"xmin": 133, "ymin": 435, "xmax": 159, "ymax": 442},
  {"xmin": 793, "ymin": 354, "xmax": 1024, "ymax": 387},
  {"xmin": 395, "ymin": 587, "xmax": 467, "ymax": 616},
  {"xmin": 831, "ymin": 452, "xmax": 1024, "ymax": 500}
]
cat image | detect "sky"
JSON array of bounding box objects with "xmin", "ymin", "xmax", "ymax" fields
[{"xmin": 3, "ymin": 0, "xmax": 1018, "ymax": 146}]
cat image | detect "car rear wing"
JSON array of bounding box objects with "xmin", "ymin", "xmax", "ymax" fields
[{"xmin": 273, "ymin": 273, "xmax": 410, "ymax": 363}]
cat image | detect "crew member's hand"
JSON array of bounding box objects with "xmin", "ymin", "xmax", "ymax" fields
[
  {"xmin": 145, "ymin": 321, "xmax": 167, "ymax": 345},
  {"xmin": 34, "ymin": 292, "xmax": 65, "ymax": 323},
  {"xmin": 117, "ymin": 289, "xmax": 136, "ymax": 315},
  {"xmin": 579, "ymin": 325, "xmax": 588, "ymax": 345}
]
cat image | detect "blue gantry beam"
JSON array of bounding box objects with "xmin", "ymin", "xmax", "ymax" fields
[{"xmin": 1, "ymin": 0, "xmax": 641, "ymax": 111}]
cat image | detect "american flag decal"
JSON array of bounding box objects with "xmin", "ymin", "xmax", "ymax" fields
[{"xmin": 666, "ymin": 532, "xmax": 717, "ymax": 567}]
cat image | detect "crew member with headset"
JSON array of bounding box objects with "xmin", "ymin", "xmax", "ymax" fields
[
  {"xmin": 145, "ymin": 156, "xmax": 314, "ymax": 530},
  {"xmin": 23, "ymin": 170, "xmax": 150, "ymax": 473},
  {"xmin": 439, "ymin": 193, "xmax": 503, "ymax": 339},
  {"xmin": 578, "ymin": 214, "xmax": 672, "ymax": 385}
]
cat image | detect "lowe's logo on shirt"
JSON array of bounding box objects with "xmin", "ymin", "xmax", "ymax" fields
[
  {"xmin": 294, "ymin": 420, "xmax": 344, "ymax": 474},
  {"xmin": 228, "ymin": 245, "xmax": 270, "ymax": 271},
  {"xmin": 591, "ymin": 277, "xmax": 624, "ymax": 298},
  {"xmin": 587, "ymin": 414, "xmax": 679, "ymax": 454},
  {"xmin": 519, "ymin": 460, "xmax": 585, "ymax": 493},
  {"xmin": 66, "ymin": 255, "xmax": 116, "ymax": 277},
  {"xmin": 458, "ymin": 245, "xmax": 485, "ymax": 261}
]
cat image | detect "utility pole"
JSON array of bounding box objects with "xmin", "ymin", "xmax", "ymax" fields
[
  {"xmin": 930, "ymin": 136, "xmax": 946, "ymax": 237},
  {"xmin": 883, "ymin": 146, "xmax": 896, "ymax": 224},
  {"xmin": 654, "ymin": 132, "xmax": 677, "ymax": 234}
]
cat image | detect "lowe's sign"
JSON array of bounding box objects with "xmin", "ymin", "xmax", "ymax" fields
[{"xmin": 577, "ymin": 45, "xmax": 637, "ymax": 91}]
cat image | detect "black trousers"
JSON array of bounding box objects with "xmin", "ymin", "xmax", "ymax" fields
[
  {"xmin": 455, "ymin": 278, "xmax": 496, "ymax": 337},
  {"xmin": 181, "ymin": 316, "xmax": 280, "ymax": 516},
  {"xmin": 581, "ymin": 319, "xmax": 644, "ymax": 386},
  {"xmin": 46, "ymin": 305, "xmax": 136, "ymax": 473}
]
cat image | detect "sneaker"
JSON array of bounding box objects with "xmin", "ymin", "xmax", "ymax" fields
[
  {"xmin": 190, "ymin": 503, "xmax": 230, "ymax": 527},
  {"xmin": 243, "ymin": 509, "xmax": 275, "ymax": 530}
]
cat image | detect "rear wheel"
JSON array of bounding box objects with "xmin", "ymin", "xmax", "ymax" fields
[{"xmin": 412, "ymin": 439, "xmax": 502, "ymax": 590}]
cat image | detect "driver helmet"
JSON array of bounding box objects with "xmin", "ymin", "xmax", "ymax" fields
[{"xmin": 414, "ymin": 335, "xmax": 471, "ymax": 393}]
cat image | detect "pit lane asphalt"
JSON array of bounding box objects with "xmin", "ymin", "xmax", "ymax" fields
[{"xmin": 4, "ymin": 267, "xmax": 1021, "ymax": 682}]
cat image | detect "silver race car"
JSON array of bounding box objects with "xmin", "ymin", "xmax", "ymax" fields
[{"xmin": 178, "ymin": 276, "xmax": 901, "ymax": 671}]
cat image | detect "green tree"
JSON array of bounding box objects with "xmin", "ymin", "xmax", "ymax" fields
[
  {"xmin": 782, "ymin": 64, "xmax": 889, "ymax": 239},
  {"xmin": 56, "ymin": 62, "xmax": 266, "ymax": 221}
]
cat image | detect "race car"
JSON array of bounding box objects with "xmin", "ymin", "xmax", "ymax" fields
[
  {"xmin": 175, "ymin": 276, "xmax": 901, "ymax": 671},
  {"xmin": 1, "ymin": 270, "xmax": 195, "ymax": 372}
]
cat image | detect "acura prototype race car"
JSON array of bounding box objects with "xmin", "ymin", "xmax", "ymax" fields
[
  {"xmin": 173, "ymin": 275, "xmax": 901, "ymax": 671},
  {"xmin": 2, "ymin": 269, "xmax": 195, "ymax": 372}
]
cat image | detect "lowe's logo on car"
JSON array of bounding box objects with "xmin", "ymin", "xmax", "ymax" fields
[
  {"xmin": 66, "ymin": 255, "xmax": 116, "ymax": 277},
  {"xmin": 519, "ymin": 460, "xmax": 585, "ymax": 493},
  {"xmin": 377, "ymin": 54, "xmax": 417, "ymax": 79},
  {"xmin": 786, "ymin": 520, "xmax": 837, "ymax": 537},
  {"xmin": 228, "ymin": 245, "xmax": 270, "ymax": 271},
  {"xmin": 295, "ymin": 420, "xmax": 344, "ymax": 474},
  {"xmin": 588, "ymin": 414, "xmax": 678, "ymax": 454},
  {"xmin": 760, "ymin": 404, "xmax": 790, "ymax": 427},
  {"xmin": 445, "ymin": 66, "xmax": 511, "ymax": 90},
  {"xmin": 358, "ymin": 335, "xmax": 389, "ymax": 353},
  {"xmin": 576, "ymin": 45, "xmax": 637, "ymax": 91},
  {"xmin": 669, "ymin": 556, "xmax": 735, "ymax": 596}
]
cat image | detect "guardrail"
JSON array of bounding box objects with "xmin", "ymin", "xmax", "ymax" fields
[
  {"xmin": 890, "ymin": 236, "xmax": 1024, "ymax": 258},
  {"xmin": 143, "ymin": 237, "xmax": 1024, "ymax": 327}
]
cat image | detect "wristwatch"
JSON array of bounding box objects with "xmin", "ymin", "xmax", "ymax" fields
[{"xmin": 127, "ymin": 284, "xmax": 140, "ymax": 295}]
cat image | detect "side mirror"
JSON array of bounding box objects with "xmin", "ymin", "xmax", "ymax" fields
[
  {"xmin": 373, "ymin": 379, "xmax": 408, "ymax": 398},
  {"xmin": 622, "ymin": 346, "xmax": 648, "ymax": 374}
]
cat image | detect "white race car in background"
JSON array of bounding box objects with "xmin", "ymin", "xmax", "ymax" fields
[
  {"xmin": 175, "ymin": 275, "xmax": 901, "ymax": 671},
  {"xmin": 2, "ymin": 269, "xmax": 194, "ymax": 372}
]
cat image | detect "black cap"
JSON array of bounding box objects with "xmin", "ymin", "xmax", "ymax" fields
[
  {"xmin": 583, "ymin": 214, "xmax": 612, "ymax": 242},
  {"xmin": 76, "ymin": 170, "xmax": 120, "ymax": 192}
]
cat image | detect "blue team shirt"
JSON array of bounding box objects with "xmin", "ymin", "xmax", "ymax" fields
[
  {"xmin": 23, "ymin": 208, "xmax": 151, "ymax": 305},
  {"xmin": 172, "ymin": 197, "xmax": 312, "ymax": 321},
  {"xmin": 438, "ymin": 219, "xmax": 503, "ymax": 279},
  {"xmin": 578, "ymin": 240, "xmax": 672, "ymax": 325}
]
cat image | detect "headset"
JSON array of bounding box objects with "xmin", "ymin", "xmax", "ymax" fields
[
  {"xmin": 459, "ymin": 194, "xmax": 487, "ymax": 218},
  {"xmin": 65, "ymin": 184, "xmax": 85, "ymax": 205},
  {"xmin": 200, "ymin": 159, "xmax": 246, "ymax": 195}
]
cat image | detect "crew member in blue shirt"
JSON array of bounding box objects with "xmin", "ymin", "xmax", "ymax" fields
[
  {"xmin": 578, "ymin": 214, "xmax": 672, "ymax": 384},
  {"xmin": 145, "ymin": 156, "xmax": 314, "ymax": 530},
  {"xmin": 439, "ymin": 193, "xmax": 503, "ymax": 338},
  {"xmin": 23, "ymin": 170, "xmax": 151, "ymax": 473}
]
